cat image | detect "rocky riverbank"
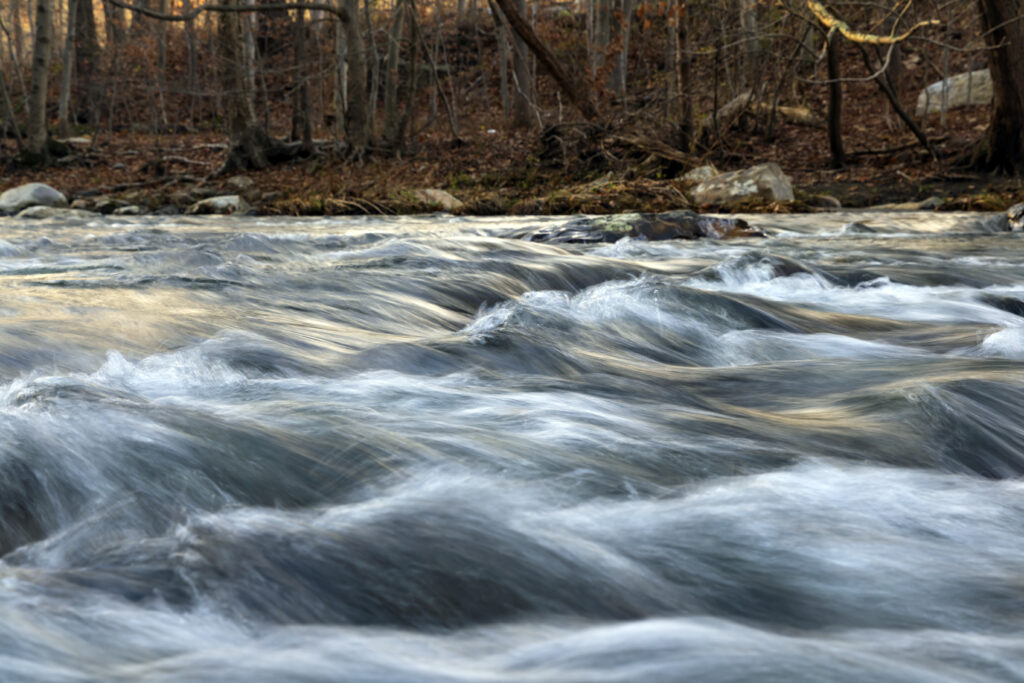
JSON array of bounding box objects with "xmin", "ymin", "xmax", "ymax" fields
[{"xmin": 2, "ymin": 158, "xmax": 1022, "ymax": 220}]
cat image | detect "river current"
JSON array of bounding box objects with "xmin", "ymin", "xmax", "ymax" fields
[{"xmin": 1, "ymin": 210, "xmax": 1023, "ymax": 681}]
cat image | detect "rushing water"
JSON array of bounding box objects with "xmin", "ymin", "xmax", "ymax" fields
[{"xmin": 1, "ymin": 210, "xmax": 1024, "ymax": 681}]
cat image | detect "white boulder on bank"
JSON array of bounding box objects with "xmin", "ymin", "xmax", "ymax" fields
[
  {"xmin": 186, "ymin": 195, "xmax": 252, "ymax": 215},
  {"xmin": 916, "ymin": 69, "xmax": 992, "ymax": 117},
  {"xmin": 681, "ymin": 165, "xmax": 719, "ymax": 185},
  {"xmin": 410, "ymin": 189, "xmax": 464, "ymax": 212},
  {"xmin": 692, "ymin": 162, "xmax": 794, "ymax": 206},
  {"xmin": 0, "ymin": 183, "xmax": 68, "ymax": 214}
]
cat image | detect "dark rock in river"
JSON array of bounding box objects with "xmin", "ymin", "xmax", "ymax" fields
[
  {"xmin": 511, "ymin": 210, "xmax": 766, "ymax": 243},
  {"xmin": 979, "ymin": 293, "xmax": 1024, "ymax": 318}
]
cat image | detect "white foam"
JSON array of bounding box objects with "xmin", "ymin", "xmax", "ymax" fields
[{"xmin": 715, "ymin": 330, "xmax": 926, "ymax": 366}]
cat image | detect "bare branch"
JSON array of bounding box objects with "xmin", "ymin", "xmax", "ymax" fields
[{"xmin": 805, "ymin": 0, "xmax": 939, "ymax": 44}]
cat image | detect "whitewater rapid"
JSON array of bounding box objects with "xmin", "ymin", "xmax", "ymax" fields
[{"xmin": 1, "ymin": 211, "xmax": 1023, "ymax": 681}]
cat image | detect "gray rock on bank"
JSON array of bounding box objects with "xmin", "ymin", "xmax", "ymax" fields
[
  {"xmin": 692, "ymin": 163, "xmax": 794, "ymax": 207},
  {"xmin": 186, "ymin": 195, "xmax": 252, "ymax": 215},
  {"xmin": 0, "ymin": 183, "xmax": 68, "ymax": 215},
  {"xmin": 16, "ymin": 206, "xmax": 95, "ymax": 220},
  {"xmin": 410, "ymin": 189, "xmax": 464, "ymax": 212},
  {"xmin": 916, "ymin": 69, "xmax": 992, "ymax": 117}
]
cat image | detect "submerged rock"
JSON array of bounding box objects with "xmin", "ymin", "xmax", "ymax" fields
[
  {"xmin": 0, "ymin": 182, "xmax": 68, "ymax": 215},
  {"xmin": 840, "ymin": 221, "xmax": 877, "ymax": 234},
  {"xmin": 511, "ymin": 210, "xmax": 766, "ymax": 243}
]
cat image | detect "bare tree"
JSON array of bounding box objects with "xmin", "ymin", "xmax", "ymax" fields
[
  {"xmin": 973, "ymin": 0, "xmax": 1024, "ymax": 171},
  {"xmin": 25, "ymin": 0, "xmax": 54, "ymax": 163}
]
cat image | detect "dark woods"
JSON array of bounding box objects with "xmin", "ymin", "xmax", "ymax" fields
[{"xmin": 0, "ymin": 0, "xmax": 1022, "ymax": 175}]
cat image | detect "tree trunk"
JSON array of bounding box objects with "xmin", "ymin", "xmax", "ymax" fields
[
  {"xmin": 675, "ymin": 0, "xmax": 693, "ymax": 151},
  {"xmin": 183, "ymin": 0, "xmax": 198, "ymax": 125},
  {"xmin": 343, "ymin": 0, "xmax": 370, "ymax": 159},
  {"xmin": 156, "ymin": 0, "xmax": 169, "ymax": 129},
  {"xmin": 498, "ymin": 23, "xmax": 509, "ymax": 117},
  {"xmin": 73, "ymin": 0, "xmax": 99, "ymax": 125},
  {"xmin": 58, "ymin": 0, "xmax": 76, "ymax": 138},
  {"xmin": 334, "ymin": 7, "xmax": 348, "ymax": 137},
  {"xmin": 510, "ymin": 0, "xmax": 532, "ymax": 127},
  {"xmin": 291, "ymin": 7, "xmax": 312, "ymax": 150},
  {"xmin": 26, "ymin": 0, "xmax": 54, "ymax": 163},
  {"xmin": 218, "ymin": 0, "xmax": 276, "ymax": 171},
  {"xmin": 593, "ymin": 0, "xmax": 610, "ymax": 77},
  {"xmin": 973, "ymin": 0, "xmax": 1024, "ymax": 172},
  {"xmin": 739, "ymin": 0, "xmax": 759, "ymax": 92},
  {"xmin": 826, "ymin": 30, "xmax": 844, "ymax": 168},
  {"xmin": 613, "ymin": 0, "xmax": 634, "ymax": 101},
  {"xmin": 383, "ymin": 0, "xmax": 406, "ymax": 143},
  {"xmin": 103, "ymin": 0, "xmax": 125, "ymax": 43}
]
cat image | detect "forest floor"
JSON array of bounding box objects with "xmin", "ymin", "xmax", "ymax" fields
[{"xmin": 1, "ymin": 36, "xmax": 1021, "ymax": 216}]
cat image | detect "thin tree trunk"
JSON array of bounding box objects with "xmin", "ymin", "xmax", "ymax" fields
[
  {"xmin": 291, "ymin": 7, "xmax": 312, "ymax": 149},
  {"xmin": 394, "ymin": 0, "xmax": 418, "ymax": 152},
  {"xmin": 156, "ymin": 0, "xmax": 169, "ymax": 129},
  {"xmin": 384, "ymin": 0, "xmax": 406, "ymax": 143},
  {"xmin": 739, "ymin": 0, "xmax": 758, "ymax": 92},
  {"xmin": 334, "ymin": 7, "xmax": 348, "ymax": 138},
  {"xmin": 666, "ymin": 0, "xmax": 678, "ymax": 121},
  {"xmin": 510, "ymin": 0, "xmax": 531, "ymax": 127},
  {"xmin": 184, "ymin": 0, "xmax": 198, "ymax": 126},
  {"xmin": 14, "ymin": 2, "xmax": 25, "ymax": 68},
  {"xmin": 614, "ymin": 0, "xmax": 633, "ymax": 101},
  {"xmin": 498, "ymin": 23, "xmax": 509, "ymax": 118},
  {"xmin": 826, "ymin": 30, "xmax": 844, "ymax": 168},
  {"xmin": 593, "ymin": 0, "xmax": 609, "ymax": 77},
  {"xmin": 0, "ymin": 62, "xmax": 24, "ymax": 152},
  {"xmin": 58, "ymin": 0, "xmax": 76, "ymax": 138},
  {"xmin": 364, "ymin": 0, "xmax": 379, "ymax": 124},
  {"xmin": 26, "ymin": 0, "xmax": 54, "ymax": 162},
  {"xmin": 344, "ymin": 0, "xmax": 370, "ymax": 158},
  {"xmin": 73, "ymin": 0, "xmax": 99, "ymax": 125},
  {"xmin": 677, "ymin": 0, "xmax": 692, "ymax": 150}
]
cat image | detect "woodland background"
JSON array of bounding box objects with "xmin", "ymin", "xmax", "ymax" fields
[{"xmin": 0, "ymin": 0, "xmax": 1020, "ymax": 214}]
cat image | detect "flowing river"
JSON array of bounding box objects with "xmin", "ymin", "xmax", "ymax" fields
[{"xmin": 1, "ymin": 210, "xmax": 1024, "ymax": 681}]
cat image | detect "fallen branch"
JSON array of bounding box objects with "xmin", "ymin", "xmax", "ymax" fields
[
  {"xmin": 162, "ymin": 155, "xmax": 212, "ymax": 166},
  {"xmin": 605, "ymin": 134, "xmax": 692, "ymax": 166},
  {"xmin": 77, "ymin": 174, "xmax": 201, "ymax": 196}
]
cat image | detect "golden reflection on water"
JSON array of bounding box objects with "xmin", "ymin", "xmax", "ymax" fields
[{"xmin": 0, "ymin": 282, "xmax": 231, "ymax": 355}]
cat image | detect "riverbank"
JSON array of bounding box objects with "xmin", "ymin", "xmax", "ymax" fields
[{"xmin": 2, "ymin": 128, "xmax": 1022, "ymax": 217}]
